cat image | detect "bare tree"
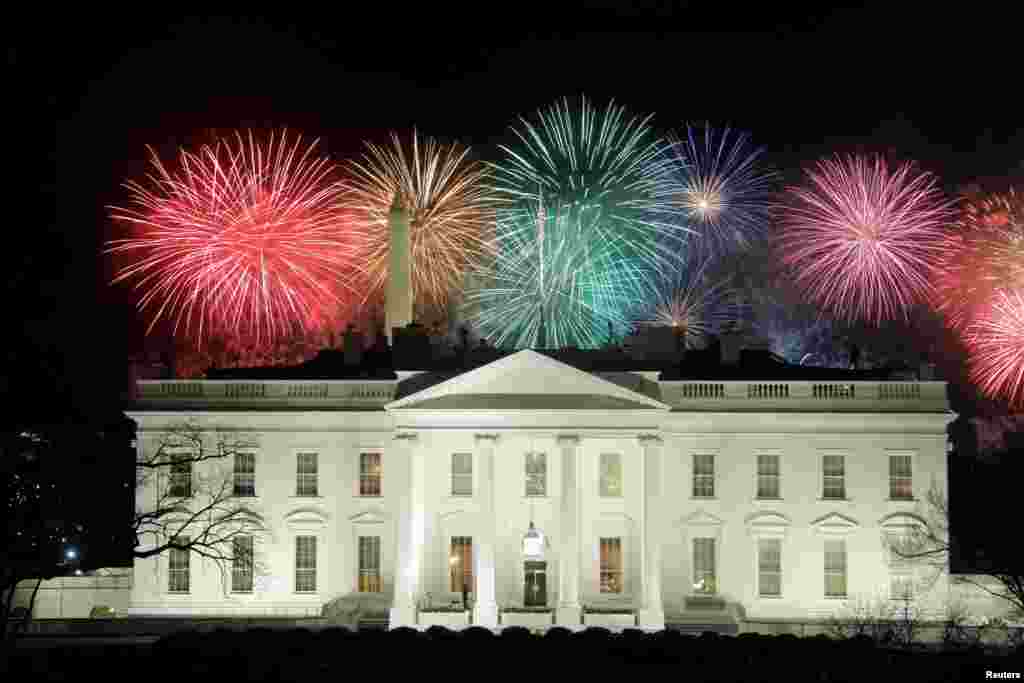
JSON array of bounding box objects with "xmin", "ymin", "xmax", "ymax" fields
[
  {"xmin": 884, "ymin": 479, "xmax": 1024, "ymax": 622},
  {"xmin": 134, "ymin": 420, "xmax": 268, "ymax": 589}
]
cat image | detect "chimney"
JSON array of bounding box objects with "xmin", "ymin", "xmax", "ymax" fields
[
  {"xmin": 719, "ymin": 324, "xmax": 744, "ymax": 365},
  {"xmin": 343, "ymin": 324, "xmax": 364, "ymax": 366}
]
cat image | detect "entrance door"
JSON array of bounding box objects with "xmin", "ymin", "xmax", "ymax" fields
[{"xmin": 524, "ymin": 561, "xmax": 547, "ymax": 607}]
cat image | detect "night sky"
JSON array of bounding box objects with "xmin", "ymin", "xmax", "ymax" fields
[{"xmin": 17, "ymin": 8, "xmax": 1024, "ymax": 405}]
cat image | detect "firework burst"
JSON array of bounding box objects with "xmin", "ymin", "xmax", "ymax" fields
[
  {"xmin": 776, "ymin": 154, "xmax": 956, "ymax": 325},
  {"xmin": 465, "ymin": 96, "xmax": 689, "ymax": 349},
  {"xmin": 934, "ymin": 190, "xmax": 1024, "ymax": 332},
  {"xmin": 966, "ymin": 287, "xmax": 1024, "ymax": 407},
  {"xmin": 666, "ymin": 124, "xmax": 777, "ymax": 259},
  {"xmin": 342, "ymin": 130, "xmax": 498, "ymax": 310},
  {"xmin": 635, "ymin": 258, "xmax": 743, "ymax": 349},
  {"xmin": 107, "ymin": 130, "xmax": 362, "ymax": 346}
]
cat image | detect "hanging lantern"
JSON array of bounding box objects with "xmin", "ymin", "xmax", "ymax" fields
[{"xmin": 523, "ymin": 521, "xmax": 545, "ymax": 559}]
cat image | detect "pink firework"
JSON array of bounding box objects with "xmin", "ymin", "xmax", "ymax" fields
[
  {"xmin": 777, "ymin": 155, "xmax": 956, "ymax": 325},
  {"xmin": 966, "ymin": 288, "xmax": 1024, "ymax": 407},
  {"xmin": 107, "ymin": 130, "xmax": 364, "ymax": 346}
]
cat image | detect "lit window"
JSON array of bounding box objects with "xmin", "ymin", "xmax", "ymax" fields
[
  {"xmin": 233, "ymin": 452, "xmax": 255, "ymax": 497},
  {"xmin": 168, "ymin": 536, "xmax": 190, "ymax": 593},
  {"xmin": 758, "ymin": 538, "xmax": 781, "ymax": 597},
  {"xmin": 296, "ymin": 453, "xmax": 318, "ymax": 497},
  {"xmin": 525, "ymin": 452, "xmax": 547, "ymax": 497},
  {"xmin": 600, "ymin": 537, "xmax": 623, "ymax": 593},
  {"xmin": 600, "ymin": 453, "xmax": 622, "ymax": 497},
  {"xmin": 693, "ymin": 454, "xmax": 715, "ymax": 498},
  {"xmin": 889, "ymin": 455, "xmax": 913, "ymax": 500},
  {"xmin": 452, "ymin": 453, "xmax": 473, "ymax": 496},
  {"xmin": 822, "ymin": 455, "xmax": 845, "ymax": 500},
  {"xmin": 824, "ymin": 540, "xmax": 847, "ymax": 598},
  {"xmin": 232, "ymin": 536, "xmax": 253, "ymax": 593},
  {"xmin": 358, "ymin": 536, "xmax": 381, "ymax": 592},
  {"xmin": 693, "ymin": 538, "xmax": 716, "ymax": 594},
  {"xmin": 449, "ymin": 537, "xmax": 473, "ymax": 593},
  {"xmin": 757, "ymin": 454, "xmax": 780, "ymax": 499},
  {"xmin": 359, "ymin": 453, "xmax": 382, "ymax": 497},
  {"xmin": 295, "ymin": 536, "xmax": 317, "ymax": 593}
]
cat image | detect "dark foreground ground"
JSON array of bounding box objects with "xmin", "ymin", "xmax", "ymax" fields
[{"xmin": 2, "ymin": 628, "xmax": 1022, "ymax": 681}]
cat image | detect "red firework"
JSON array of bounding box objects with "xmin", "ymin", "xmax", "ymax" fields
[
  {"xmin": 776, "ymin": 154, "xmax": 956, "ymax": 325},
  {"xmin": 966, "ymin": 288, "xmax": 1024, "ymax": 407},
  {"xmin": 934, "ymin": 190, "xmax": 1024, "ymax": 332},
  {"xmin": 107, "ymin": 130, "xmax": 364, "ymax": 346}
]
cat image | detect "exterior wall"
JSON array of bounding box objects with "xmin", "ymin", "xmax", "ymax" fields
[
  {"xmin": 10, "ymin": 569, "xmax": 132, "ymax": 618},
  {"xmin": 127, "ymin": 371, "xmax": 975, "ymax": 629},
  {"xmin": 129, "ymin": 412, "xmax": 398, "ymax": 617}
]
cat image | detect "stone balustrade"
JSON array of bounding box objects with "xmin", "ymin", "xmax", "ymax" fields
[
  {"xmin": 136, "ymin": 380, "xmax": 398, "ymax": 407},
  {"xmin": 660, "ymin": 381, "xmax": 947, "ymax": 412}
]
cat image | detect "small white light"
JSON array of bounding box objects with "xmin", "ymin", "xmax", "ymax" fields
[{"xmin": 65, "ymin": 549, "xmax": 77, "ymax": 560}]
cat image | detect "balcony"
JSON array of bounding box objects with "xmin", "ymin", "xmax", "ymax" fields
[{"xmin": 659, "ymin": 381, "xmax": 948, "ymax": 413}]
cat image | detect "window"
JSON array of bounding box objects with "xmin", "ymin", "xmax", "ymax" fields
[
  {"xmin": 600, "ymin": 537, "xmax": 623, "ymax": 593},
  {"xmin": 451, "ymin": 453, "xmax": 473, "ymax": 496},
  {"xmin": 600, "ymin": 453, "xmax": 622, "ymax": 498},
  {"xmin": 758, "ymin": 539, "xmax": 782, "ymax": 597},
  {"xmin": 757, "ymin": 454, "xmax": 780, "ymax": 499},
  {"xmin": 168, "ymin": 536, "xmax": 190, "ymax": 593},
  {"xmin": 824, "ymin": 540, "xmax": 847, "ymax": 598},
  {"xmin": 359, "ymin": 452, "xmax": 382, "ymax": 497},
  {"xmin": 232, "ymin": 536, "xmax": 254, "ymax": 593},
  {"xmin": 693, "ymin": 538, "xmax": 716, "ymax": 594},
  {"xmin": 169, "ymin": 453, "xmax": 192, "ymax": 498},
  {"xmin": 887, "ymin": 532, "xmax": 914, "ymax": 600},
  {"xmin": 449, "ymin": 536, "xmax": 473, "ymax": 593},
  {"xmin": 296, "ymin": 453, "xmax": 318, "ymax": 497},
  {"xmin": 358, "ymin": 536, "xmax": 382, "ymax": 593},
  {"xmin": 693, "ymin": 454, "xmax": 715, "ymax": 498},
  {"xmin": 822, "ymin": 455, "xmax": 845, "ymax": 500},
  {"xmin": 889, "ymin": 455, "xmax": 913, "ymax": 500},
  {"xmin": 233, "ymin": 452, "xmax": 255, "ymax": 497},
  {"xmin": 295, "ymin": 536, "xmax": 317, "ymax": 593},
  {"xmin": 525, "ymin": 452, "xmax": 547, "ymax": 497}
]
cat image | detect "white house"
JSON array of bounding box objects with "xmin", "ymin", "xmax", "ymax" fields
[{"xmin": 126, "ymin": 341, "xmax": 966, "ymax": 633}]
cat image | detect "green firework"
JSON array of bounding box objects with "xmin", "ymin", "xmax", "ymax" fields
[{"xmin": 464, "ymin": 96, "xmax": 690, "ymax": 349}]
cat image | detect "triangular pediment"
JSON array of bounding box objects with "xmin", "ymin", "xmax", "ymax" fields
[
  {"xmin": 678, "ymin": 510, "xmax": 725, "ymax": 527},
  {"xmin": 811, "ymin": 512, "xmax": 860, "ymax": 535},
  {"xmin": 386, "ymin": 350, "xmax": 670, "ymax": 411}
]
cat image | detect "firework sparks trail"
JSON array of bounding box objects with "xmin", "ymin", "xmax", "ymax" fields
[
  {"xmin": 635, "ymin": 256, "xmax": 744, "ymax": 349},
  {"xmin": 465, "ymin": 96, "xmax": 691, "ymax": 349},
  {"xmin": 666, "ymin": 124, "xmax": 777, "ymax": 260},
  {"xmin": 107, "ymin": 130, "xmax": 362, "ymax": 346},
  {"xmin": 776, "ymin": 154, "xmax": 956, "ymax": 325},
  {"xmin": 342, "ymin": 130, "xmax": 498, "ymax": 310}
]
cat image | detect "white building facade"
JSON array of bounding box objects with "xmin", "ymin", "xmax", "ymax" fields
[{"xmin": 127, "ymin": 349, "xmax": 956, "ymax": 631}]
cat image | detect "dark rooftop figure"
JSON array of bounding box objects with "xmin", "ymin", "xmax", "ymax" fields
[
  {"xmin": 459, "ymin": 325, "xmax": 470, "ymax": 350},
  {"xmin": 849, "ymin": 342, "xmax": 861, "ymax": 371}
]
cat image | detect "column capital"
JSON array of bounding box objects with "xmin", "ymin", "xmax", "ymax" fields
[
  {"xmin": 556, "ymin": 434, "xmax": 580, "ymax": 447},
  {"xmin": 637, "ymin": 433, "xmax": 663, "ymax": 446},
  {"xmin": 474, "ymin": 433, "xmax": 500, "ymax": 444},
  {"xmin": 393, "ymin": 432, "xmax": 419, "ymax": 442}
]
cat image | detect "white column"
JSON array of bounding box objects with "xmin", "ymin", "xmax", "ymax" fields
[
  {"xmin": 472, "ymin": 433, "xmax": 499, "ymax": 627},
  {"xmin": 637, "ymin": 433, "xmax": 665, "ymax": 630},
  {"xmin": 389, "ymin": 432, "xmax": 422, "ymax": 629},
  {"xmin": 556, "ymin": 434, "xmax": 582, "ymax": 628}
]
